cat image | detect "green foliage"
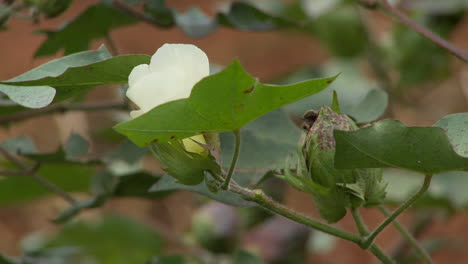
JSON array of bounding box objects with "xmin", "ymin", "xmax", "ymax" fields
[
  {"xmin": 175, "ymin": 8, "xmax": 217, "ymax": 37},
  {"xmin": 36, "ymin": 216, "xmax": 163, "ymax": 264},
  {"xmin": 232, "ymin": 250, "xmax": 262, "ymax": 264},
  {"xmin": 388, "ymin": 13, "xmax": 463, "ymax": 87},
  {"xmin": 150, "ymin": 141, "xmax": 221, "ymax": 185},
  {"xmin": 144, "ymin": 0, "xmax": 174, "ymax": 27},
  {"xmin": 150, "ymin": 109, "xmax": 298, "ymax": 205},
  {"xmin": 334, "ymin": 120, "xmax": 468, "ymax": 173},
  {"xmin": 115, "ymin": 60, "xmax": 335, "ymax": 146},
  {"xmin": 27, "ymin": 0, "xmax": 73, "ymax": 18},
  {"xmin": 218, "ymin": 2, "xmax": 295, "ymax": 31},
  {"xmin": 1, "ymin": 52, "xmax": 149, "ymax": 107},
  {"xmin": 149, "ymin": 255, "xmax": 185, "ymax": 264},
  {"xmin": 35, "ymin": 4, "xmax": 137, "ymax": 57},
  {"xmin": 150, "ymin": 176, "xmax": 253, "ymax": 207},
  {"xmin": 434, "ymin": 113, "xmax": 467, "ymax": 157},
  {"xmin": 312, "ymin": 5, "xmax": 367, "ymax": 57},
  {"xmin": 0, "ymin": 135, "xmax": 97, "ymax": 205},
  {"xmin": 281, "ymin": 61, "xmax": 388, "ymax": 124},
  {"xmin": 0, "ymin": 46, "xmax": 111, "ymax": 108}
]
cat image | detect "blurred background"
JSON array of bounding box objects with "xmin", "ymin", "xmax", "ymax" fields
[{"xmin": 0, "ymin": 0, "xmax": 467, "ymax": 263}]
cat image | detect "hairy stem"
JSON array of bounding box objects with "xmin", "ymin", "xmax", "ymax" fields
[
  {"xmin": 221, "ymin": 129, "xmax": 241, "ymax": 190},
  {"xmin": 363, "ymin": 174, "xmax": 433, "ymax": 249},
  {"xmin": 379, "ymin": 205, "xmax": 433, "ymax": 264}
]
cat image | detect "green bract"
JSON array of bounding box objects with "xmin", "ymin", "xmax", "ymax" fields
[
  {"xmin": 279, "ymin": 106, "xmax": 386, "ymax": 223},
  {"xmin": 114, "ymin": 60, "xmax": 336, "ymax": 146}
]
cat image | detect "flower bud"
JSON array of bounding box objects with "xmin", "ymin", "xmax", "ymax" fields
[{"xmin": 279, "ymin": 106, "xmax": 386, "ymax": 223}]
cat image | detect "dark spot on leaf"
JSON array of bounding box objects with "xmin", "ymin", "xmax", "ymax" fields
[
  {"xmin": 235, "ymin": 104, "xmax": 244, "ymax": 110},
  {"xmin": 151, "ymin": 139, "xmax": 159, "ymax": 144},
  {"xmin": 243, "ymin": 87, "xmax": 254, "ymax": 94},
  {"xmin": 170, "ymin": 136, "xmax": 175, "ymax": 139}
]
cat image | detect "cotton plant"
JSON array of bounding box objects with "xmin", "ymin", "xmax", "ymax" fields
[{"xmin": 0, "ymin": 40, "xmax": 466, "ymax": 264}]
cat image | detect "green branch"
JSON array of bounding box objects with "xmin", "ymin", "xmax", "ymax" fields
[
  {"xmin": 362, "ymin": 174, "xmax": 433, "ymax": 249},
  {"xmin": 351, "ymin": 208, "xmax": 370, "ymax": 236},
  {"xmin": 221, "ymin": 129, "xmax": 241, "ymax": 190},
  {"xmin": 379, "ymin": 205, "xmax": 433, "ymax": 264},
  {"xmin": 229, "ymin": 185, "xmax": 361, "ymax": 244}
]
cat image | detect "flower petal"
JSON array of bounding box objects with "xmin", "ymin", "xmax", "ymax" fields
[
  {"xmin": 126, "ymin": 68, "xmax": 193, "ymax": 113},
  {"xmin": 128, "ymin": 64, "xmax": 151, "ymax": 87},
  {"xmin": 149, "ymin": 43, "xmax": 209, "ymax": 88},
  {"xmin": 182, "ymin": 134, "xmax": 207, "ymax": 154}
]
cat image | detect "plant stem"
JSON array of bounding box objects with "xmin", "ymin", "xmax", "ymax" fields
[
  {"xmin": 229, "ymin": 185, "xmax": 361, "ymax": 244},
  {"xmin": 0, "ymin": 101, "xmax": 127, "ymax": 124},
  {"xmin": 351, "ymin": 208, "xmax": 370, "ymax": 236},
  {"xmin": 369, "ymin": 244, "xmax": 395, "ymax": 264},
  {"xmin": 378, "ymin": 205, "xmax": 433, "ymax": 264},
  {"xmin": 221, "ymin": 129, "xmax": 241, "ymax": 190},
  {"xmin": 104, "ymin": 34, "xmax": 118, "ymax": 56},
  {"xmin": 378, "ymin": 0, "xmax": 468, "ymax": 62},
  {"xmin": 362, "ymin": 174, "xmax": 433, "ymax": 249}
]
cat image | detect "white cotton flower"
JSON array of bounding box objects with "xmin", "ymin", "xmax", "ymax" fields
[{"xmin": 126, "ymin": 43, "xmax": 209, "ymax": 154}]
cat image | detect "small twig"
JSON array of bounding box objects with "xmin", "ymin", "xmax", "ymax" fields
[
  {"xmin": 362, "ymin": 174, "xmax": 433, "ymax": 249},
  {"xmin": 379, "ymin": 205, "xmax": 433, "ymax": 264},
  {"xmin": 104, "ymin": 35, "xmax": 119, "ymax": 56},
  {"xmin": 221, "ymin": 129, "xmax": 241, "ymax": 190},
  {"xmin": 375, "ymin": 0, "xmax": 468, "ymax": 62},
  {"xmin": 0, "ymin": 101, "xmax": 127, "ymax": 124},
  {"xmin": 0, "ymin": 147, "xmax": 77, "ymax": 205}
]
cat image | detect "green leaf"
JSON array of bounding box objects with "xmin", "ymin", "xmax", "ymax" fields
[
  {"xmin": 150, "ymin": 176, "xmax": 254, "ymax": 207},
  {"xmin": 1, "ymin": 54, "xmax": 149, "ymax": 106},
  {"xmin": 115, "ymin": 60, "xmax": 335, "ymax": 146},
  {"xmin": 35, "ymin": 4, "xmax": 138, "ymax": 57},
  {"xmin": 0, "ymin": 163, "xmax": 93, "ymax": 205},
  {"xmin": 0, "ymin": 253, "xmax": 18, "ymax": 264},
  {"xmin": 384, "ymin": 169, "xmax": 468, "ymax": 210},
  {"xmin": 281, "ymin": 61, "xmax": 388, "ymax": 123},
  {"xmin": 63, "ymin": 133, "xmax": 89, "ymax": 160},
  {"xmin": 312, "ymin": 5, "xmax": 367, "ymax": 57},
  {"xmin": 151, "ymin": 110, "xmax": 299, "ymax": 205},
  {"xmin": 149, "ymin": 255, "xmax": 185, "ymax": 264},
  {"xmin": 35, "ymin": 0, "xmax": 73, "ymax": 18},
  {"xmin": 334, "ymin": 120, "xmax": 468, "ymax": 174},
  {"xmin": 0, "ymin": 46, "xmax": 111, "ymax": 108},
  {"xmin": 175, "ymin": 8, "xmax": 217, "ymax": 37},
  {"xmin": 389, "ymin": 16, "xmax": 459, "ymax": 87},
  {"xmin": 42, "ymin": 216, "xmax": 163, "ymax": 264},
  {"xmin": 105, "ymin": 140, "xmax": 148, "ymax": 164},
  {"xmin": 144, "ymin": 0, "xmax": 175, "ymax": 27},
  {"xmin": 232, "ymin": 250, "xmax": 262, "ymax": 264},
  {"xmin": 1, "ymin": 137, "xmax": 37, "ymax": 154},
  {"xmin": 433, "ymin": 113, "xmax": 467, "ymax": 157},
  {"xmin": 218, "ymin": 2, "xmax": 295, "ymax": 31}
]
